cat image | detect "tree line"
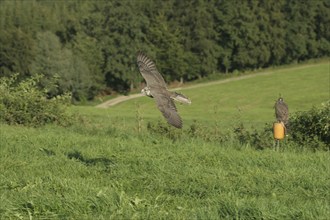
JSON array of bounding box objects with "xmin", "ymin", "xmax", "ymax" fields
[{"xmin": 0, "ymin": 0, "xmax": 329, "ymax": 101}]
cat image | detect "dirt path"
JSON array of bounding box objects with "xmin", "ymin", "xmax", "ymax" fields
[
  {"xmin": 96, "ymin": 64, "xmax": 319, "ymax": 108},
  {"xmin": 96, "ymin": 93, "xmax": 144, "ymax": 108}
]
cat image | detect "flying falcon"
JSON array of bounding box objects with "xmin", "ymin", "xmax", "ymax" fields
[
  {"xmin": 137, "ymin": 51, "xmax": 191, "ymax": 128},
  {"xmin": 274, "ymin": 97, "xmax": 289, "ymax": 132}
]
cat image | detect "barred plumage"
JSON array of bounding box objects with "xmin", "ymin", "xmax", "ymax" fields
[
  {"xmin": 274, "ymin": 97, "xmax": 289, "ymax": 133},
  {"xmin": 137, "ymin": 51, "xmax": 191, "ymax": 128}
]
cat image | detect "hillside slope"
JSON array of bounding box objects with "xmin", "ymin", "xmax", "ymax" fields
[{"xmin": 96, "ymin": 62, "xmax": 329, "ymax": 128}]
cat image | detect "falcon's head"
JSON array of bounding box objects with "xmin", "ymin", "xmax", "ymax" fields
[{"xmin": 141, "ymin": 87, "xmax": 153, "ymax": 98}]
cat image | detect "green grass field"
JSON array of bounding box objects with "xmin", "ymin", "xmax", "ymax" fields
[{"xmin": 1, "ymin": 62, "xmax": 329, "ymax": 219}]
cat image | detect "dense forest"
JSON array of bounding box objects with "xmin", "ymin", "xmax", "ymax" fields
[{"xmin": 0, "ymin": 0, "xmax": 329, "ymax": 101}]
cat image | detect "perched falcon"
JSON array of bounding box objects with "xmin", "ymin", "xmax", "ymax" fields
[
  {"xmin": 274, "ymin": 97, "xmax": 289, "ymax": 131},
  {"xmin": 137, "ymin": 51, "xmax": 191, "ymax": 128}
]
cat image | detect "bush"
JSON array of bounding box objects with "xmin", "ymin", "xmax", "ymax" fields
[
  {"xmin": 0, "ymin": 74, "xmax": 74, "ymax": 127},
  {"xmin": 233, "ymin": 123, "xmax": 273, "ymax": 150},
  {"xmin": 146, "ymin": 120, "xmax": 183, "ymax": 141},
  {"xmin": 187, "ymin": 120, "xmax": 230, "ymax": 143},
  {"xmin": 289, "ymin": 100, "xmax": 330, "ymax": 150},
  {"xmin": 146, "ymin": 119, "xmax": 230, "ymax": 143}
]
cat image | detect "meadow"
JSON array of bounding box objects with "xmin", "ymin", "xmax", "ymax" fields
[{"xmin": 1, "ymin": 62, "xmax": 329, "ymax": 219}]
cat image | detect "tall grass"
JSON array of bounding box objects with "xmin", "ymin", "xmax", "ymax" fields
[
  {"xmin": 103, "ymin": 62, "xmax": 329, "ymax": 129},
  {"xmin": 1, "ymin": 123, "xmax": 329, "ymax": 219}
]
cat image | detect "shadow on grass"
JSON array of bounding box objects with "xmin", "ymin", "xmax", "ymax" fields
[
  {"xmin": 66, "ymin": 150, "xmax": 116, "ymax": 172},
  {"xmin": 39, "ymin": 147, "xmax": 56, "ymax": 156}
]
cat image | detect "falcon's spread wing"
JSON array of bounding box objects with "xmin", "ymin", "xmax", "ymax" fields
[
  {"xmin": 137, "ymin": 51, "xmax": 167, "ymax": 88},
  {"xmin": 137, "ymin": 51, "xmax": 183, "ymax": 128},
  {"xmin": 153, "ymin": 90, "xmax": 182, "ymax": 129}
]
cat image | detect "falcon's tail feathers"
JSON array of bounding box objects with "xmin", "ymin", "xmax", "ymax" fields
[{"xmin": 171, "ymin": 92, "xmax": 191, "ymax": 105}]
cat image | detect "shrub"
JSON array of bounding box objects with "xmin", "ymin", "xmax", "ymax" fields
[
  {"xmin": 233, "ymin": 123, "xmax": 251, "ymax": 146},
  {"xmin": 146, "ymin": 119, "xmax": 230, "ymax": 143},
  {"xmin": 233, "ymin": 123, "xmax": 273, "ymax": 150},
  {"xmin": 0, "ymin": 74, "xmax": 74, "ymax": 127},
  {"xmin": 187, "ymin": 120, "xmax": 230, "ymax": 143},
  {"xmin": 289, "ymin": 100, "xmax": 330, "ymax": 150},
  {"xmin": 146, "ymin": 120, "xmax": 182, "ymax": 141}
]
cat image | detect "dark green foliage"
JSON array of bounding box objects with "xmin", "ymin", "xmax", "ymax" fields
[
  {"xmin": 289, "ymin": 101, "xmax": 330, "ymax": 150},
  {"xmin": 0, "ymin": 28, "xmax": 35, "ymax": 77},
  {"xmin": 249, "ymin": 125, "xmax": 274, "ymax": 150},
  {"xmin": 187, "ymin": 120, "xmax": 230, "ymax": 143},
  {"xmin": 146, "ymin": 120, "xmax": 183, "ymax": 141},
  {"xmin": 0, "ymin": 74, "xmax": 74, "ymax": 127},
  {"xmin": 0, "ymin": 0, "xmax": 329, "ymax": 100},
  {"xmin": 146, "ymin": 119, "xmax": 230, "ymax": 143},
  {"xmin": 234, "ymin": 123, "xmax": 274, "ymax": 150},
  {"xmin": 30, "ymin": 31, "xmax": 99, "ymax": 101}
]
